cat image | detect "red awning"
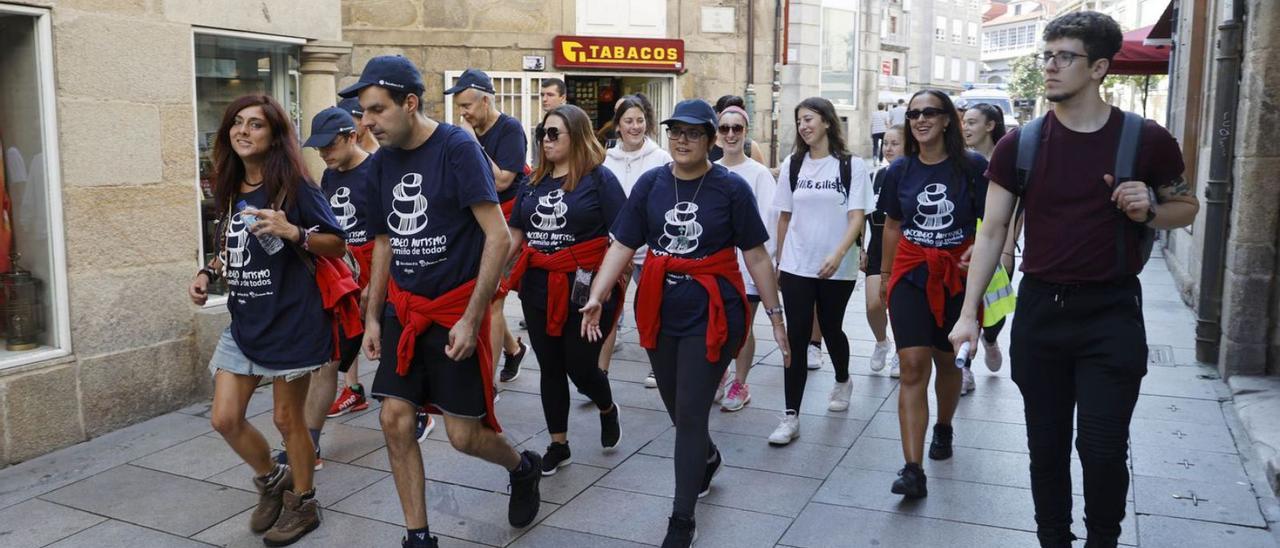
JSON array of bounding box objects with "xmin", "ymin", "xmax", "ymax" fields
[{"xmin": 1110, "ymin": 25, "xmax": 1170, "ymax": 75}]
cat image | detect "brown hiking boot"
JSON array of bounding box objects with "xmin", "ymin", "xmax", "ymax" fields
[
  {"xmin": 250, "ymin": 464, "xmax": 293, "ymax": 533},
  {"xmin": 263, "ymin": 490, "xmax": 321, "ymax": 546}
]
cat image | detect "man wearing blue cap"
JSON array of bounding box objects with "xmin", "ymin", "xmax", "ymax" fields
[
  {"xmin": 445, "ymin": 68, "xmax": 530, "ymax": 387},
  {"xmin": 340, "ymin": 55, "xmax": 543, "ymax": 548},
  {"xmin": 337, "ymin": 97, "xmax": 380, "ymax": 154}
]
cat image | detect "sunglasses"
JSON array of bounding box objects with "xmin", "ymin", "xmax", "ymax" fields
[
  {"xmin": 905, "ymin": 107, "xmax": 947, "ymax": 120},
  {"xmin": 535, "ymin": 126, "xmax": 562, "ymax": 142},
  {"xmin": 717, "ymin": 124, "xmax": 745, "ymax": 135}
]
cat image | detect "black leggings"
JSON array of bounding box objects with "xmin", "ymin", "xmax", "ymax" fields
[
  {"xmin": 779, "ymin": 271, "xmax": 856, "ymax": 410},
  {"xmin": 648, "ymin": 332, "xmax": 741, "ymax": 518},
  {"xmin": 523, "ymin": 297, "xmax": 616, "ymax": 435}
]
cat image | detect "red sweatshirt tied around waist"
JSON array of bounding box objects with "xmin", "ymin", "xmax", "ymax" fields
[
  {"xmin": 887, "ymin": 238, "xmax": 972, "ymax": 328},
  {"xmin": 503, "ymin": 237, "xmax": 622, "ymax": 336},
  {"xmin": 387, "ymin": 278, "xmax": 500, "ymax": 433},
  {"xmin": 315, "ymin": 255, "xmax": 364, "ymax": 361},
  {"xmin": 635, "ymin": 248, "xmax": 750, "ymax": 363},
  {"xmin": 348, "ymin": 241, "xmax": 374, "ymax": 289}
]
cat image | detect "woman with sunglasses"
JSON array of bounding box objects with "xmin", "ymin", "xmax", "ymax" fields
[
  {"xmin": 187, "ymin": 94, "xmax": 347, "ymax": 544},
  {"xmin": 505, "ymin": 104, "xmax": 625, "ymax": 475},
  {"xmin": 862, "ymin": 124, "xmax": 905, "ymax": 378},
  {"xmin": 712, "ymin": 106, "xmax": 778, "ymax": 412},
  {"xmin": 602, "ymin": 94, "xmax": 672, "ymax": 386},
  {"xmin": 961, "ymin": 103, "xmax": 1017, "ymax": 394},
  {"xmin": 878, "ymin": 90, "xmax": 989, "ymax": 498},
  {"xmin": 709, "ymin": 94, "xmax": 768, "ymax": 165},
  {"xmin": 768, "ymin": 97, "xmax": 874, "ymax": 446},
  {"xmin": 581, "ymin": 99, "xmax": 789, "ymax": 548}
]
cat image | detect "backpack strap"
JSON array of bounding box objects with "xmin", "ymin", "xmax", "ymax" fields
[
  {"xmin": 1113, "ymin": 111, "xmax": 1146, "ymax": 278},
  {"xmin": 1014, "ymin": 116, "xmax": 1046, "ymax": 197},
  {"xmin": 839, "ymin": 155, "xmax": 852, "ymax": 198},
  {"xmin": 788, "ymin": 152, "xmax": 804, "ymax": 193}
]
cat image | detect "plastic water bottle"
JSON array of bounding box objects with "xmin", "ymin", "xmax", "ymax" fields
[
  {"xmin": 238, "ymin": 200, "xmax": 284, "ymax": 255},
  {"xmin": 955, "ymin": 341, "xmax": 972, "ymax": 369}
]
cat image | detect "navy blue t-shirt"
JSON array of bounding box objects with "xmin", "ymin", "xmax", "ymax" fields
[
  {"xmin": 224, "ymin": 182, "xmax": 343, "ymax": 369},
  {"xmin": 611, "ymin": 163, "xmax": 769, "ymax": 337},
  {"xmin": 320, "ymin": 155, "xmax": 373, "ymax": 246},
  {"xmin": 878, "ymin": 151, "xmax": 989, "ymax": 284},
  {"xmin": 366, "ymin": 123, "xmax": 499, "ymax": 305},
  {"xmin": 477, "ymin": 113, "xmax": 528, "ymax": 203},
  {"xmin": 508, "ymin": 165, "xmax": 627, "ymax": 306}
]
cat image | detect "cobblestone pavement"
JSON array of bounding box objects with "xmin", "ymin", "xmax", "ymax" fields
[{"xmin": 1, "ymin": 253, "xmax": 1278, "ymax": 547}]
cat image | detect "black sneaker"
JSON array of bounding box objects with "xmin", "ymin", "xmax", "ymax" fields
[
  {"xmin": 414, "ymin": 409, "xmax": 434, "ymax": 443},
  {"xmin": 698, "ymin": 447, "xmax": 722, "ymax": 498},
  {"xmin": 600, "ymin": 405, "xmax": 621, "ymax": 449},
  {"xmin": 541, "ymin": 442, "xmax": 572, "ymax": 476},
  {"xmin": 891, "ymin": 462, "xmax": 928, "ymax": 498},
  {"xmin": 274, "ymin": 444, "xmax": 323, "ymax": 471},
  {"xmin": 500, "ymin": 339, "xmax": 527, "ymax": 382},
  {"xmin": 928, "ymin": 423, "xmax": 954, "ymax": 460},
  {"xmin": 661, "ymin": 514, "xmax": 697, "ymax": 548},
  {"xmin": 508, "ymin": 450, "xmax": 542, "ymax": 527},
  {"xmin": 402, "ymin": 533, "xmax": 439, "ymax": 548}
]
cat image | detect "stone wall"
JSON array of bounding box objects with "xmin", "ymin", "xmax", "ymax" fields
[{"xmin": 0, "ymin": 0, "xmax": 341, "ymax": 465}]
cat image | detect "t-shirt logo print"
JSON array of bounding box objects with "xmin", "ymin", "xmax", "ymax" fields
[
  {"xmin": 529, "ymin": 189, "xmax": 568, "ymax": 231},
  {"xmin": 387, "ymin": 173, "xmax": 429, "ymax": 236},
  {"xmin": 225, "ymin": 212, "xmax": 252, "ymax": 268},
  {"xmin": 913, "ymin": 183, "xmax": 955, "ymax": 230},
  {"xmin": 329, "ymin": 187, "xmax": 357, "ymax": 230},
  {"xmin": 661, "ymin": 202, "xmax": 703, "ymax": 255}
]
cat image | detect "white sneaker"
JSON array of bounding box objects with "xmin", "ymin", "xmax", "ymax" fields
[
  {"xmin": 961, "ymin": 367, "xmax": 975, "ymax": 395},
  {"xmin": 870, "ymin": 340, "xmax": 892, "ymax": 372},
  {"xmin": 889, "ymin": 355, "xmax": 901, "ymax": 379},
  {"xmin": 983, "ymin": 340, "xmax": 1003, "ymax": 372},
  {"xmin": 807, "ymin": 344, "xmax": 823, "ymax": 370},
  {"xmin": 828, "ymin": 380, "xmax": 852, "ymax": 412},
  {"xmin": 768, "ymin": 411, "xmax": 801, "ymax": 445},
  {"xmin": 644, "ymin": 370, "xmax": 658, "ymax": 389}
]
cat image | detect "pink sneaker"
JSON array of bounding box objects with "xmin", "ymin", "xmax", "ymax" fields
[{"xmin": 720, "ymin": 381, "xmax": 751, "ymax": 412}]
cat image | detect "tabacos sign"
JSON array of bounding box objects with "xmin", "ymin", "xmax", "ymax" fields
[{"xmin": 553, "ymin": 35, "xmax": 685, "ymax": 72}]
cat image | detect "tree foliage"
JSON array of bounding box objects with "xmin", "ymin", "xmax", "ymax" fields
[{"xmin": 1008, "ymin": 54, "xmax": 1045, "ymax": 102}]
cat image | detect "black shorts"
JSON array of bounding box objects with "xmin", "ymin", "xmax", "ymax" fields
[
  {"xmin": 371, "ymin": 311, "xmax": 487, "ymax": 418},
  {"xmin": 336, "ymin": 327, "xmax": 362, "ymax": 373},
  {"xmin": 863, "ymin": 223, "xmax": 884, "ymax": 275},
  {"xmin": 889, "ymin": 279, "xmax": 964, "ymax": 352}
]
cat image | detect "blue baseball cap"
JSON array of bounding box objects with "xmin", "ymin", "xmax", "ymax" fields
[
  {"xmin": 338, "ymin": 55, "xmax": 425, "ymax": 98},
  {"xmin": 444, "ymin": 68, "xmax": 496, "ymax": 95},
  {"xmin": 303, "ymin": 107, "xmax": 357, "ymax": 148},
  {"xmin": 662, "ymin": 99, "xmax": 717, "ymax": 128},
  {"xmin": 337, "ymin": 97, "xmax": 363, "ymax": 117}
]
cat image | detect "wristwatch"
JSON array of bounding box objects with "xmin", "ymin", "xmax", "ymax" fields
[
  {"xmin": 1142, "ymin": 187, "xmax": 1157, "ymax": 224},
  {"xmin": 764, "ymin": 306, "xmax": 784, "ymax": 318}
]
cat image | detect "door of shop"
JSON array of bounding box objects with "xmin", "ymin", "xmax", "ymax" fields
[{"xmin": 563, "ymin": 72, "xmax": 677, "ymax": 147}]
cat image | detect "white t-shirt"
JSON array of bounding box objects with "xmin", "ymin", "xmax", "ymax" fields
[
  {"xmin": 603, "ymin": 138, "xmax": 672, "ymax": 264},
  {"xmin": 889, "ymin": 105, "xmax": 907, "ymax": 127},
  {"xmin": 718, "ymin": 157, "xmax": 779, "ymax": 296},
  {"xmin": 773, "ymin": 153, "xmax": 875, "ymax": 281},
  {"xmin": 870, "ymin": 111, "xmax": 889, "ymax": 134}
]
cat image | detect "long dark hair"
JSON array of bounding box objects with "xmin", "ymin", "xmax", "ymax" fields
[
  {"xmin": 903, "ymin": 89, "xmax": 970, "ymax": 179},
  {"xmin": 613, "ymin": 93, "xmax": 658, "ymax": 139},
  {"xmin": 792, "ymin": 97, "xmax": 850, "ymax": 159},
  {"xmin": 968, "ymin": 102, "xmax": 1007, "ymax": 145},
  {"xmin": 212, "ymin": 94, "xmax": 311, "ymax": 219},
  {"xmin": 533, "ymin": 104, "xmax": 605, "ymax": 193}
]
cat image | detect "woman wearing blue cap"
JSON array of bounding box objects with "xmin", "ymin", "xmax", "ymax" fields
[{"xmin": 580, "ymin": 98, "xmax": 791, "ymax": 548}]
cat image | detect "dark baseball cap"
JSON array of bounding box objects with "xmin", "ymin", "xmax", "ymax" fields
[
  {"xmin": 444, "ymin": 68, "xmax": 496, "ymax": 95},
  {"xmin": 337, "ymin": 97, "xmax": 363, "ymax": 117},
  {"xmin": 662, "ymin": 99, "xmax": 717, "ymax": 128},
  {"xmin": 303, "ymin": 107, "xmax": 357, "ymax": 148},
  {"xmin": 338, "ymin": 55, "xmax": 425, "ymax": 98}
]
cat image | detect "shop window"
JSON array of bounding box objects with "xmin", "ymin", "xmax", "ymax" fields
[
  {"xmin": 820, "ymin": 6, "xmax": 858, "ymax": 106},
  {"xmin": 192, "ymin": 31, "xmax": 301, "ymax": 299},
  {"xmin": 443, "ymin": 71, "xmax": 568, "ymax": 160},
  {"xmin": 0, "ymin": 5, "xmax": 70, "ymax": 368}
]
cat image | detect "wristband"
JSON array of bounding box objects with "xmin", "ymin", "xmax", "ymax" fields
[{"xmin": 198, "ymin": 267, "xmax": 219, "ymax": 283}]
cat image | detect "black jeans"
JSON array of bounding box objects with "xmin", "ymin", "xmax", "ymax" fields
[
  {"xmin": 779, "ymin": 271, "xmax": 856, "ymax": 411},
  {"xmin": 1011, "ymin": 275, "xmax": 1147, "ymax": 546},
  {"xmin": 523, "ymin": 297, "xmax": 616, "ymax": 435},
  {"xmin": 648, "ymin": 331, "xmax": 741, "ymax": 517},
  {"xmin": 871, "ymin": 132, "xmax": 885, "ymax": 162}
]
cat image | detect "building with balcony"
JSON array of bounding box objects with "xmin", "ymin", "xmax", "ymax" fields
[
  {"xmin": 908, "ymin": 0, "xmax": 984, "ymax": 95},
  {"xmin": 980, "ymin": 1, "xmax": 1059, "ymax": 86}
]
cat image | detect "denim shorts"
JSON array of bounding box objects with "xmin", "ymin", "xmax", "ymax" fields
[{"xmin": 208, "ymin": 327, "xmax": 324, "ymax": 381}]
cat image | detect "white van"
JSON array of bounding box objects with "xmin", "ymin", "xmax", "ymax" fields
[{"xmin": 957, "ymin": 87, "xmax": 1020, "ymax": 131}]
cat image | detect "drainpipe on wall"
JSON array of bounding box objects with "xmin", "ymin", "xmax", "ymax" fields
[
  {"xmin": 746, "ymin": 0, "xmax": 756, "ymax": 128},
  {"xmin": 771, "ymin": 0, "xmax": 786, "ymax": 164},
  {"xmin": 1194, "ymin": 0, "xmax": 1246, "ymax": 364}
]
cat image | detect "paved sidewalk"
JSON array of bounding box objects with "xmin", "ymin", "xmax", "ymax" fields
[{"xmin": 2, "ymin": 252, "xmax": 1278, "ymax": 547}]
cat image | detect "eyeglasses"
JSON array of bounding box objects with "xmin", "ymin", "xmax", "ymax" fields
[
  {"xmin": 905, "ymin": 107, "xmax": 947, "ymax": 120},
  {"xmin": 717, "ymin": 124, "xmax": 745, "ymax": 135},
  {"xmin": 1036, "ymin": 51, "xmax": 1087, "ymax": 69},
  {"xmin": 666, "ymin": 126, "xmax": 707, "ymax": 141},
  {"xmin": 535, "ymin": 126, "xmax": 562, "ymax": 143}
]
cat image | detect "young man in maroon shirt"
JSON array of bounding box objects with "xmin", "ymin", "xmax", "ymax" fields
[{"xmin": 951, "ymin": 11, "xmax": 1199, "ymax": 548}]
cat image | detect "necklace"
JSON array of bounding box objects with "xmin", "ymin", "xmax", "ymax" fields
[
  {"xmin": 669, "ymin": 164, "xmax": 709, "ymax": 253},
  {"xmin": 243, "ymin": 178, "xmax": 264, "ymax": 188}
]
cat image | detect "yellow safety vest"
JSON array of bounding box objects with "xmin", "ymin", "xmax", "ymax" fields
[{"xmin": 975, "ymin": 219, "xmax": 1016, "ymax": 327}]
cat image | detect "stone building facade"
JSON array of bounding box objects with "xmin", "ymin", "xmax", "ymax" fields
[{"xmin": 0, "ymin": 0, "xmax": 349, "ymax": 466}]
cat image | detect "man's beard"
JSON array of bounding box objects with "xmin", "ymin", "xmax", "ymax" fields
[{"xmin": 1046, "ymin": 87, "xmax": 1078, "ymax": 103}]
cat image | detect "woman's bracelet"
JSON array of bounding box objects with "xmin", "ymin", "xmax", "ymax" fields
[{"xmin": 198, "ymin": 267, "xmax": 220, "ymax": 283}]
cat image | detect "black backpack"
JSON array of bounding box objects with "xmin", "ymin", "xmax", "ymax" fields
[
  {"xmin": 1014, "ymin": 111, "xmax": 1153, "ymax": 275},
  {"xmin": 788, "ymin": 153, "xmax": 853, "ymax": 198}
]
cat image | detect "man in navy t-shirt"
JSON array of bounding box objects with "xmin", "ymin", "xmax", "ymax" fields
[
  {"xmin": 446, "ymin": 68, "xmax": 530, "ymax": 384},
  {"xmin": 340, "ymin": 56, "xmax": 544, "ymax": 547}
]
